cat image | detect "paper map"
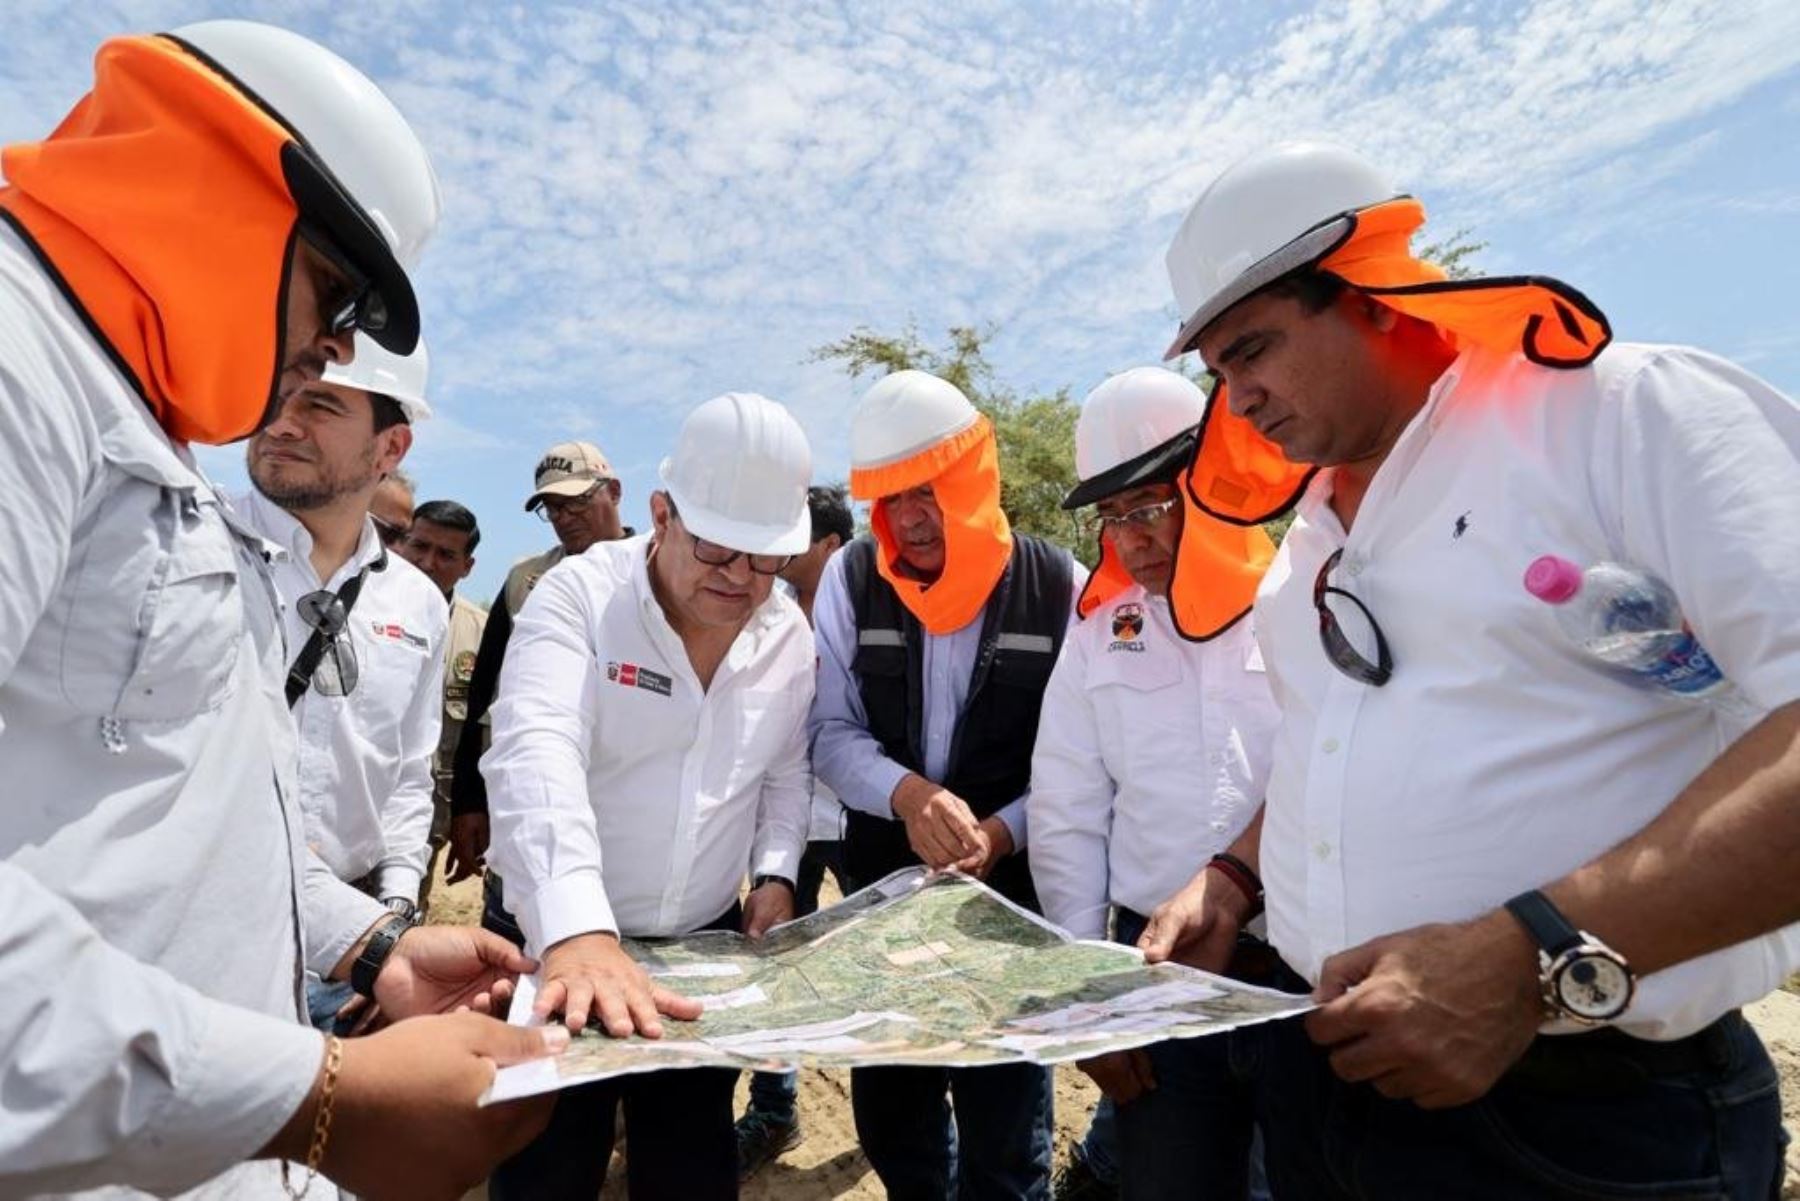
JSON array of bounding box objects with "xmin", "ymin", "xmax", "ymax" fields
[{"xmin": 485, "ymin": 868, "xmax": 1313, "ymax": 1103}]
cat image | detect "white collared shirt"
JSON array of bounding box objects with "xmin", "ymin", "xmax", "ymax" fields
[
  {"xmin": 0, "ymin": 224, "xmax": 385, "ymax": 1198},
  {"xmin": 1029, "ymin": 586, "xmax": 1279, "ymax": 939},
  {"xmin": 237, "ymin": 489, "xmax": 448, "ymax": 900},
  {"xmin": 484, "ymin": 535, "xmax": 814, "ymax": 951},
  {"xmin": 1255, "ymin": 341, "xmax": 1800, "ymax": 1039}
]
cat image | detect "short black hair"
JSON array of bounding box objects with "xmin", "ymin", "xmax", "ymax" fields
[
  {"xmin": 1256, "ymin": 267, "xmax": 1348, "ymax": 314},
  {"xmin": 807, "ymin": 484, "xmax": 854, "ymax": 547},
  {"xmin": 371, "ymin": 392, "xmax": 409, "ymax": 433},
  {"xmin": 411, "ymin": 499, "xmax": 480, "ymax": 553}
]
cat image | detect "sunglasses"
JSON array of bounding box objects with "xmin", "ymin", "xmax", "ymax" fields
[
  {"xmin": 300, "ymin": 221, "xmax": 389, "ymax": 339},
  {"xmin": 296, "ymin": 589, "xmax": 360, "ymax": 697},
  {"xmin": 1097, "ymin": 496, "xmax": 1180, "ymax": 538},
  {"xmin": 370, "ymin": 513, "xmax": 410, "ymax": 547},
  {"xmin": 1313, "ymin": 547, "xmax": 1392, "ymax": 686}
]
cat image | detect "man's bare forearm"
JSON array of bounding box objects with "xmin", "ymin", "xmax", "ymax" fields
[{"xmin": 1545, "ymin": 699, "xmax": 1800, "ymax": 975}]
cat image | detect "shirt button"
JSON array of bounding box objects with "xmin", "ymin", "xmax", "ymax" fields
[
  {"xmin": 1345, "ymin": 555, "xmax": 1365, "ymax": 577},
  {"xmin": 1313, "ymin": 841, "xmax": 1333, "ymax": 861},
  {"xmin": 1322, "ymin": 738, "xmax": 1340, "ymax": 754}
]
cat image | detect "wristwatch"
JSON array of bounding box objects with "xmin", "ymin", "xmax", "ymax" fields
[
  {"xmin": 350, "ymin": 914, "xmax": 410, "ymax": 999},
  {"xmin": 752, "ymin": 874, "xmax": 795, "ymax": 894},
  {"xmin": 383, "ymin": 895, "xmax": 418, "ymax": 924},
  {"xmin": 1502, "ymin": 890, "xmax": 1635, "ymax": 1025}
]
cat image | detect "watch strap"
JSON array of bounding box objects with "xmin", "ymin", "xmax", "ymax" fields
[
  {"xmin": 752, "ymin": 874, "xmax": 795, "ymax": 893},
  {"xmin": 1502, "ymin": 889, "xmax": 1583, "ymax": 959},
  {"xmin": 350, "ymin": 914, "xmax": 408, "ymax": 999}
]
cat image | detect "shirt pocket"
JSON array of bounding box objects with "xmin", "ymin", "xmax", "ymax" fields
[
  {"xmin": 1084, "ymin": 645, "xmax": 1188, "ymax": 780},
  {"xmin": 60, "ymin": 478, "xmax": 243, "ymax": 722}
]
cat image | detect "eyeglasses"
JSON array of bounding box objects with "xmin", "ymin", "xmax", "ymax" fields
[
  {"xmin": 1313, "ymin": 548, "xmax": 1392, "ymax": 686},
  {"xmin": 370, "ymin": 513, "xmax": 410, "ymax": 547},
  {"xmin": 535, "ymin": 481, "xmax": 609, "ymax": 520},
  {"xmin": 296, "ymin": 589, "xmax": 360, "ymax": 696},
  {"xmin": 689, "ymin": 535, "xmax": 793, "ymax": 576},
  {"xmin": 1097, "ymin": 496, "xmax": 1180, "ymax": 538},
  {"xmin": 300, "ymin": 221, "xmax": 389, "ymax": 339}
]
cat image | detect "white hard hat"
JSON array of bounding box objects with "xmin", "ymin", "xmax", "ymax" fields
[
  {"xmin": 1063, "ymin": 367, "xmax": 1207, "ymax": 509},
  {"xmin": 849, "ymin": 370, "xmax": 980, "ymax": 474},
  {"xmin": 322, "ymin": 334, "xmax": 431, "ymax": 422},
  {"xmin": 659, "ymin": 393, "xmax": 812, "ymax": 555},
  {"xmin": 171, "ymin": 19, "xmax": 442, "ymax": 354},
  {"xmin": 1164, "ymin": 142, "xmax": 1397, "ymax": 360}
]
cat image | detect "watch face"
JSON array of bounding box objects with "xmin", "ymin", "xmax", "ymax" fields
[{"xmin": 1553, "ymin": 952, "xmax": 1633, "ymax": 1021}]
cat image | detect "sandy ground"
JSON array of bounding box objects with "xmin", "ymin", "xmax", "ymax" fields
[{"xmin": 428, "ymin": 865, "xmax": 1799, "ymax": 1200}]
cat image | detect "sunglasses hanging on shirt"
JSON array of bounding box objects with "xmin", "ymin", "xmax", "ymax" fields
[
  {"xmin": 1313, "ymin": 547, "xmax": 1393, "ymax": 686},
  {"xmin": 286, "ymin": 549, "xmax": 387, "ymax": 707}
]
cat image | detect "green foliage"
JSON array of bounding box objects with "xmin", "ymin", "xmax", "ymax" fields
[
  {"xmin": 811, "ymin": 324, "xmax": 1099, "ymax": 566},
  {"xmin": 1415, "ymin": 228, "xmax": 1486, "ymax": 280}
]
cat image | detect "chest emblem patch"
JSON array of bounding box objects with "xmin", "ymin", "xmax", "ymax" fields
[
  {"xmin": 1108, "ymin": 603, "xmax": 1147, "ymax": 653},
  {"xmin": 606, "ymin": 660, "xmax": 674, "ymax": 697}
]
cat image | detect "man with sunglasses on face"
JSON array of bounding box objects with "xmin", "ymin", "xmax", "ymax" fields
[
  {"xmin": 1029, "ymin": 367, "xmax": 1280, "ymax": 1201},
  {"xmin": 369, "ymin": 467, "xmax": 417, "ymax": 548},
  {"xmin": 483, "ymin": 393, "xmax": 817, "ymax": 1200},
  {"xmin": 1144, "ymin": 142, "xmax": 1800, "ymax": 1199},
  {"xmin": 445, "ymin": 440, "xmax": 634, "ymax": 923},
  {"xmin": 0, "ymin": 20, "xmax": 557, "ymax": 1199},
  {"xmin": 237, "ymin": 334, "xmax": 451, "ymax": 1032}
]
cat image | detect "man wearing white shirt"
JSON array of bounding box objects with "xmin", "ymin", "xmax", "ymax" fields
[
  {"xmin": 239, "ymin": 337, "xmax": 449, "ymax": 1033},
  {"xmin": 1148, "ymin": 141, "xmax": 1800, "ymax": 1198},
  {"xmin": 812, "ymin": 371, "xmax": 1086, "ymax": 1201},
  {"xmin": 0, "ymin": 20, "xmax": 555, "ymax": 1198},
  {"xmin": 1031, "ymin": 368, "xmax": 1279, "ymax": 1201},
  {"xmin": 484, "ymin": 392, "xmax": 817, "ymax": 1200}
]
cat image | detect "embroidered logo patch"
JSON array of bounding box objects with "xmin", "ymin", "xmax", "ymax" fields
[
  {"xmin": 606, "ymin": 661, "xmax": 673, "ymax": 697},
  {"xmin": 370, "ymin": 621, "xmax": 428, "ymax": 650},
  {"xmin": 1108, "ymin": 603, "xmax": 1147, "ymax": 654},
  {"xmin": 1111, "ymin": 604, "xmax": 1144, "ymax": 640},
  {"xmin": 452, "ymin": 649, "xmax": 477, "ymax": 682}
]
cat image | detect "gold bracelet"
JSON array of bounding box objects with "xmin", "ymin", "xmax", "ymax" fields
[{"xmin": 281, "ymin": 1033, "xmax": 343, "ymax": 1198}]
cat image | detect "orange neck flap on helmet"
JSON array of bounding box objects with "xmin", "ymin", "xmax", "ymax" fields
[
  {"xmin": 0, "ymin": 35, "xmax": 304, "ymax": 445},
  {"xmin": 1074, "ymin": 458, "xmax": 1277, "ymax": 642},
  {"xmin": 850, "ymin": 415, "xmax": 1014, "ymax": 636},
  {"xmin": 1184, "ymin": 196, "xmax": 1613, "ymax": 527}
]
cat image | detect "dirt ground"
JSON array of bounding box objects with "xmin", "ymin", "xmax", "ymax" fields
[{"xmin": 428, "ymin": 866, "xmax": 1800, "ymax": 1200}]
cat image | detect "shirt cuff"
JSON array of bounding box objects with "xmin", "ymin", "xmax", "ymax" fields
[
  {"xmin": 375, "ymin": 864, "xmax": 424, "ymax": 902},
  {"xmin": 850, "ymin": 758, "xmax": 911, "ymax": 820},
  {"xmin": 522, "ymin": 868, "xmax": 616, "ymax": 954},
  {"xmin": 306, "ymin": 877, "xmax": 390, "ymax": 978},
  {"xmin": 995, "ymin": 797, "xmax": 1028, "ymax": 852},
  {"xmin": 147, "ymin": 1002, "xmax": 324, "ymax": 1194},
  {"xmin": 752, "ymin": 837, "xmax": 804, "ymax": 886}
]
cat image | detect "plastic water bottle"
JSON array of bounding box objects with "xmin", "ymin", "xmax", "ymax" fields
[{"xmin": 1523, "ymin": 556, "xmax": 1757, "ymax": 719}]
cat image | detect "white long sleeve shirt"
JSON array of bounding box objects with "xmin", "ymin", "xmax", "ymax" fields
[
  {"xmin": 237, "ymin": 489, "xmax": 447, "ymax": 900},
  {"xmin": 1029, "ymin": 588, "xmax": 1279, "ymax": 939},
  {"xmin": 1255, "ymin": 341, "xmax": 1800, "ymax": 1039},
  {"xmin": 0, "ymin": 224, "xmax": 385, "ymax": 1198},
  {"xmin": 483, "ymin": 536, "xmax": 814, "ymax": 952},
  {"xmin": 810, "ymin": 547, "xmax": 1087, "ymax": 849}
]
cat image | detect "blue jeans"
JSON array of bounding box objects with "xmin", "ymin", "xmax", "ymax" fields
[
  {"xmin": 852, "ymin": 1060, "xmax": 1053, "ymax": 1200},
  {"xmin": 304, "ymin": 972, "xmax": 359, "ymax": 1035},
  {"xmin": 1075, "ymin": 908, "xmax": 1271, "ymax": 1201},
  {"xmin": 1245, "ymin": 961, "xmax": 1787, "ymax": 1200},
  {"xmin": 744, "ymin": 840, "xmax": 847, "ymax": 1124}
]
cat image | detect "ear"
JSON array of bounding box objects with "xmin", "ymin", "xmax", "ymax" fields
[
  {"xmin": 1361, "ymin": 294, "xmax": 1399, "ymax": 333},
  {"xmin": 375, "ymin": 424, "xmax": 413, "ymax": 475},
  {"xmin": 458, "ymin": 555, "xmax": 475, "ymax": 582},
  {"xmin": 648, "ymin": 491, "xmax": 674, "ymax": 534},
  {"xmin": 822, "ymin": 533, "xmax": 844, "ymax": 555}
]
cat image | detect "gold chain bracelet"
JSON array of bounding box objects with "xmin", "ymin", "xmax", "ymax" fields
[{"xmin": 280, "ymin": 1033, "xmax": 343, "ymax": 1198}]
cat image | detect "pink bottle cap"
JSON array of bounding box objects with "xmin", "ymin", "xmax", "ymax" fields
[{"xmin": 1523, "ymin": 555, "xmax": 1582, "ymax": 603}]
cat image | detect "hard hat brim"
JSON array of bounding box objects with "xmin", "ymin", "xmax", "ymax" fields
[
  {"xmin": 1062, "ymin": 427, "xmax": 1198, "ymax": 510},
  {"xmin": 1163, "ymin": 214, "xmax": 1354, "ymax": 362},
  {"xmin": 281, "ymin": 142, "xmax": 421, "ymax": 356},
  {"xmin": 662, "ymin": 478, "xmax": 811, "ymax": 557}
]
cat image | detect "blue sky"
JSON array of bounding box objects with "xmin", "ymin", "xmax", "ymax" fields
[{"xmin": 6, "ymin": 0, "xmax": 1798, "ymax": 603}]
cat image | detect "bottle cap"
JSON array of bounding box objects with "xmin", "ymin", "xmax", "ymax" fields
[{"xmin": 1523, "ymin": 555, "xmax": 1583, "ymax": 604}]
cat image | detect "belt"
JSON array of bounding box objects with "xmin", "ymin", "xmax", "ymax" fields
[{"xmin": 1503, "ymin": 1011, "xmax": 1743, "ymax": 1096}]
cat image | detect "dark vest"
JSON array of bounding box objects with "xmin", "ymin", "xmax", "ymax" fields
[{"xmin": 842, "ymin": 533, "xmax": 1072, "ymax": 910}]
